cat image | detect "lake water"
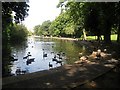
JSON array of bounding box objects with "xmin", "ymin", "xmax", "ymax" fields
[{"xmin": 10, "ymin": 36, "xmax": 89, "ymax": 75}]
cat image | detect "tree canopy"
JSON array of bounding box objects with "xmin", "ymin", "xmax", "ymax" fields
[{"xmin": 2, "ymin": 2, "xmax": 29, "ymax": 77}]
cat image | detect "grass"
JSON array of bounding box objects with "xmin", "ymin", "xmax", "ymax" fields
[{"xmin": 81, "ymin": 34, "xmax": 117, "ymax": 41}]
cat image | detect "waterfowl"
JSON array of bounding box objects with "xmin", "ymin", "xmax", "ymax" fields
[
  {"xmin": 52, "ymin": 58, "xmax": 57, "ymax": 61},
  {"xmin": 49, "ymin": 62, "xmax": 53, "ymax": 68},
  {"xmin": 23, "ymin": 56, "xmax": 28, "ymax": 59},
  {"xmin": 43, "ymin": 53, "xmax": 47, "ymax": 57}
]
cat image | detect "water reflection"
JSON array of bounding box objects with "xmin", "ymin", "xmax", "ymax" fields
[{"xmin": 10, "ymin": 36, "xmax": 88, "ymax": 76}]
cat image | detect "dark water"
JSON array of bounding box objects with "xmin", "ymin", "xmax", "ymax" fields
[{"xmin": 10, "ymin": 36, "xmax": 89, "ymax": 75}]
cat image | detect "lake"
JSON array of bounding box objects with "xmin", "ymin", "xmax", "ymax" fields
[{"xmin": 10, "ymin": 36, "xmax": 89, "ymax": 75}]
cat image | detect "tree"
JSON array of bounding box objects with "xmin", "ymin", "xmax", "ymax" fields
[
  {"xmin": 10, "ymin": 24, "xmax": 28, "ymax": 44},
  {"xmin": 33, "ymin": 20, "xmax": 51, "ymax": 36},
  {"xmin": 83, "ymin": 3, "xmax": 101, "ymax": 40},
  {"xmin": 40, "ymin": 20, "xmax": 51, "ymax": 36},
  {"xmin": 114, "ymin": 2, "xmax": 120, "ymax": 43},
  {"xmin": 34, "ymin": 25, "xmax": 41, "ymax": 35},
  {"xmin": 49, "ymin": 12, "xmax": 77, "ymax": 37},
  {"xmin": 2, "ymin": 2, "xmax": 29, "ymax": 77},
  {"xmin": 99, "ymin": 3, "xmax": 116, "ymax": 43}
]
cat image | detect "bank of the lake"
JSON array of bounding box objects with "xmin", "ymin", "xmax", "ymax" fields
[
  {"xmin": 3, "ymin": 55, "xmax": 120, "ymax": 88},
  {"xmin": 3, "ymin": 36, "xmax": 120, "ymax": 88}
]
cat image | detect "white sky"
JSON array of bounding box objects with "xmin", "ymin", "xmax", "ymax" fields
[{"xmin": 23, "ymin": 0, "xmax": 61, "ymax": 31}]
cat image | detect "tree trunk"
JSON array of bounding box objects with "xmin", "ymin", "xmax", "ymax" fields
[
  {"xmin": 117, "ymin": 23, "xmax": 120, "ymax": 43},
  {"xmin": 104, "ymin": 31, "xmax": 111, "ymax": 43},
  {"xmin": 83, "ymin": 29, "xmax": 86, "ymax": 40},
  {"xmin": 104, "ymin": 21, "xmax": 111, "ymax": 43}
]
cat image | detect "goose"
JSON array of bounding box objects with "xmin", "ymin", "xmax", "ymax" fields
[
  {"xmin": 26, "ymin": 60, "xmax": 32, "ymax": 65},
  {"xmin": 26, "ymin": 58, "xmax": 35, "ymax": 64},
  {"xmin": 52, "ymin": 58, "xmax": 57, "ymax": 61},
  {"xmin": 27, "ymin": 52, "xmax": 31, "ymax": 55},
  {"xmin": 23, "ymin": 56, "xmax": 28, "ymax": 59},
  {"xmin": 21, "ymin": 70, "xmax": 27, "ymax": 74},
  {"xmin": 59, "ymin": 56, "xmax": 62, "ymax": 59},
  {"xmin": 57, "ymin": 53, "xmax": 61, "ymax": 56},
  {"xmin": 16, "ymin": 68, "xmax": 21, "ymax": 75},
  {"xmin": 56, "ymin": 60, "xmax": 62, "ymax": 66},
  {"xmin": 27, "ymin": 58, "xmax": 35, "ymax": 62},
  {"xmin": 49, "ymin": 62, "xmax": 53, "ymax": 68},
  {"xmin": 11, "ymin": 56, "xmax": 18, "ymax": 61},
  {"xmin": 56, "ymin": 60, "xmax": 62, "ymax": 64},
  {"xmin": 14, "ymin": 58, "xmax": 18, "ymax": 61},
  {"xmin": 43, "ymin": 53, "xmax": 47, "ymax": 57},
  {"xmin": 28, "ymin": 54, "xmax": 32, "ymax": 57}
]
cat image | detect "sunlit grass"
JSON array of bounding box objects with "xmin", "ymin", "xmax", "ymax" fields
[
  {"xmin": 81, "ymin": 34, "xmax": 117, "ymax": 41},
  {"xmin": 111, "ymin": 34, "xmax": 117, "ymax": 40}
]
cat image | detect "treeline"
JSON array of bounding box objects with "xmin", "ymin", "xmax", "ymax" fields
[{"xmin": 34, "ymin": 2, "xmax": 120, "ymax": 43}]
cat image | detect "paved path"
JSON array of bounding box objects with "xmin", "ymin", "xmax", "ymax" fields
[{"xmin": 2, "ymin": 59, "xmax": 118, "ymax": 88}]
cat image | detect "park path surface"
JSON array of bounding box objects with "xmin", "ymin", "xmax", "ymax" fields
[{"xmin": 2, "ymin": 58, "xmax": 119, "ymax": 88}]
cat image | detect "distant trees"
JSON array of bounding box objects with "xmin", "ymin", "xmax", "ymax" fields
[
  {"xmin": 34, "ymin": 12, "xmax": 82, "ymax": 38},
  {"xmin": 34, "ymin": 20, "xmax": 51, "ymax": 36},
  {"xmin": 33, "ymin": 2, "xmax": 120, "ymax": 43},
  {"xmin": 49, "ymin": 12, "xmax": 76, "ymax": 37}
]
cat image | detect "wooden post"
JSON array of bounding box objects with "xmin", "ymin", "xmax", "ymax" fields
[{"xmin": 83, "ymin": 29, "xmax": 86, "ymax": 40}]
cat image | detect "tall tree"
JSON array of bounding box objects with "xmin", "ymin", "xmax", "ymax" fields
[
  {"xmin": 2, "ymin": 2, "xmax": 29, "ymax": 77},
  {"xmin": 100, "ymin": 3, "xmax": 116, "ymax": 43}
]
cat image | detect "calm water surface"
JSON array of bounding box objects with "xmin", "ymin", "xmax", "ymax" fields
[{"xmin": 10, "ymin": 36, "xmax": 89, "ymax": 75}]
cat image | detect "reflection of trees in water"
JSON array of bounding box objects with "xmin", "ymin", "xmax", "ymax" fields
[
  {"xmin": 3, "ymin": 41, "xmax": 28, "ymax": 77},
  {"xmin": 53, "ymin": 40, "xmax": 88, "ymax": 64}
]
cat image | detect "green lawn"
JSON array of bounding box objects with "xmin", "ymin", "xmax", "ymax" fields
[{"xmin": 81, "ymin": 34, "xmax": 117, "ymax": 41}]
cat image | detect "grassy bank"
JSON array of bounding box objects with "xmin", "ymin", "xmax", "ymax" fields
[
  {"xmin": 34, "ymin": 34, "xmax": 117, "ymax": 41},
  {"xmin": 84, "ymin": 34, "xmax": 117, "ymax": 41}
]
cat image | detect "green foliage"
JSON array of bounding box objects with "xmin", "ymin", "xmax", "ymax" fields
[
  {"xmin": 34, "ymin": 1, "xmax": 120, "ymax": 43},
  {"xmin": 34, "ymin": 20, "xmax": 51, "ymax": 36},
  {"xmin": 34, "ymin": 25, "xmax": 41, "ymax": 35},
  {"xmin": 10, "ymin": 24, "xmax": 28, "ymax": 44},
  {"xmin": 61, "ymin": 1, "xmax": 120, "ymax": 42},
  {"xmin": 2, "ymin": 2, "xmax": 29, "ymax": 77},
  {"xmin": 49, "ymin": 12, "xmax": 79, "ymax": 37}
]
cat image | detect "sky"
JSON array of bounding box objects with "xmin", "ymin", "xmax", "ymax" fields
[{"xmin": 23, "ymin": 0, "xmax": 61, "ymax": 32}]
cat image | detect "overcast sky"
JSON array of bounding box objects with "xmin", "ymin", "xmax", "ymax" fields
[{"xmin": 23, "ymin": 0, "xmax": 61, "ymax": 31}]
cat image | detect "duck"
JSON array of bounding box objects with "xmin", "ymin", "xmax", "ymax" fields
[
  {"xmin": 27, "ymin": 58, "xmax": 35, "ymax": 62},
  {"xmin": 21, "ymin": 70, "xmax": 27, "ymax": 74},
  {"xmin": 49, "ymin": 62, "xmax": 53, "ymax": 68},
  {"xmin": 52, "ymin": 58, "xmax": 57, "ymax": 61},
  {"xmin": 16, "ymin": 68, "xmax": 21, "ymax": 75},
  {"xmin": 23, "ymin": 56, "xmax": 28, "ymax": 59},
  {"xmin": 56, "ymin": 60, "xmax": 62, "ymax": 64},
  {"xmin": 96, "ymin": 49, "xmax": 101, "ymax": 60},
  {"xmin": 43, "ymin": 53, "xmax": 47, "ymax": 57}
]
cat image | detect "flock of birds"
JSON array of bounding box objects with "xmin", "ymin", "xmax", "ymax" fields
[
  {"xmin": 13, "ymin": 39, "xmax": 108, "ymax": 76},
  {"xmin": 75, "ymin": 48, "xmax": 108, "ymax": 64},
  {"xmin": 11, "ymin": 40, "xmax": 66, "ymax": 75},
  {"xmin": 42, "ymin": 49, "xmax": 65, "ymax": 68}
]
